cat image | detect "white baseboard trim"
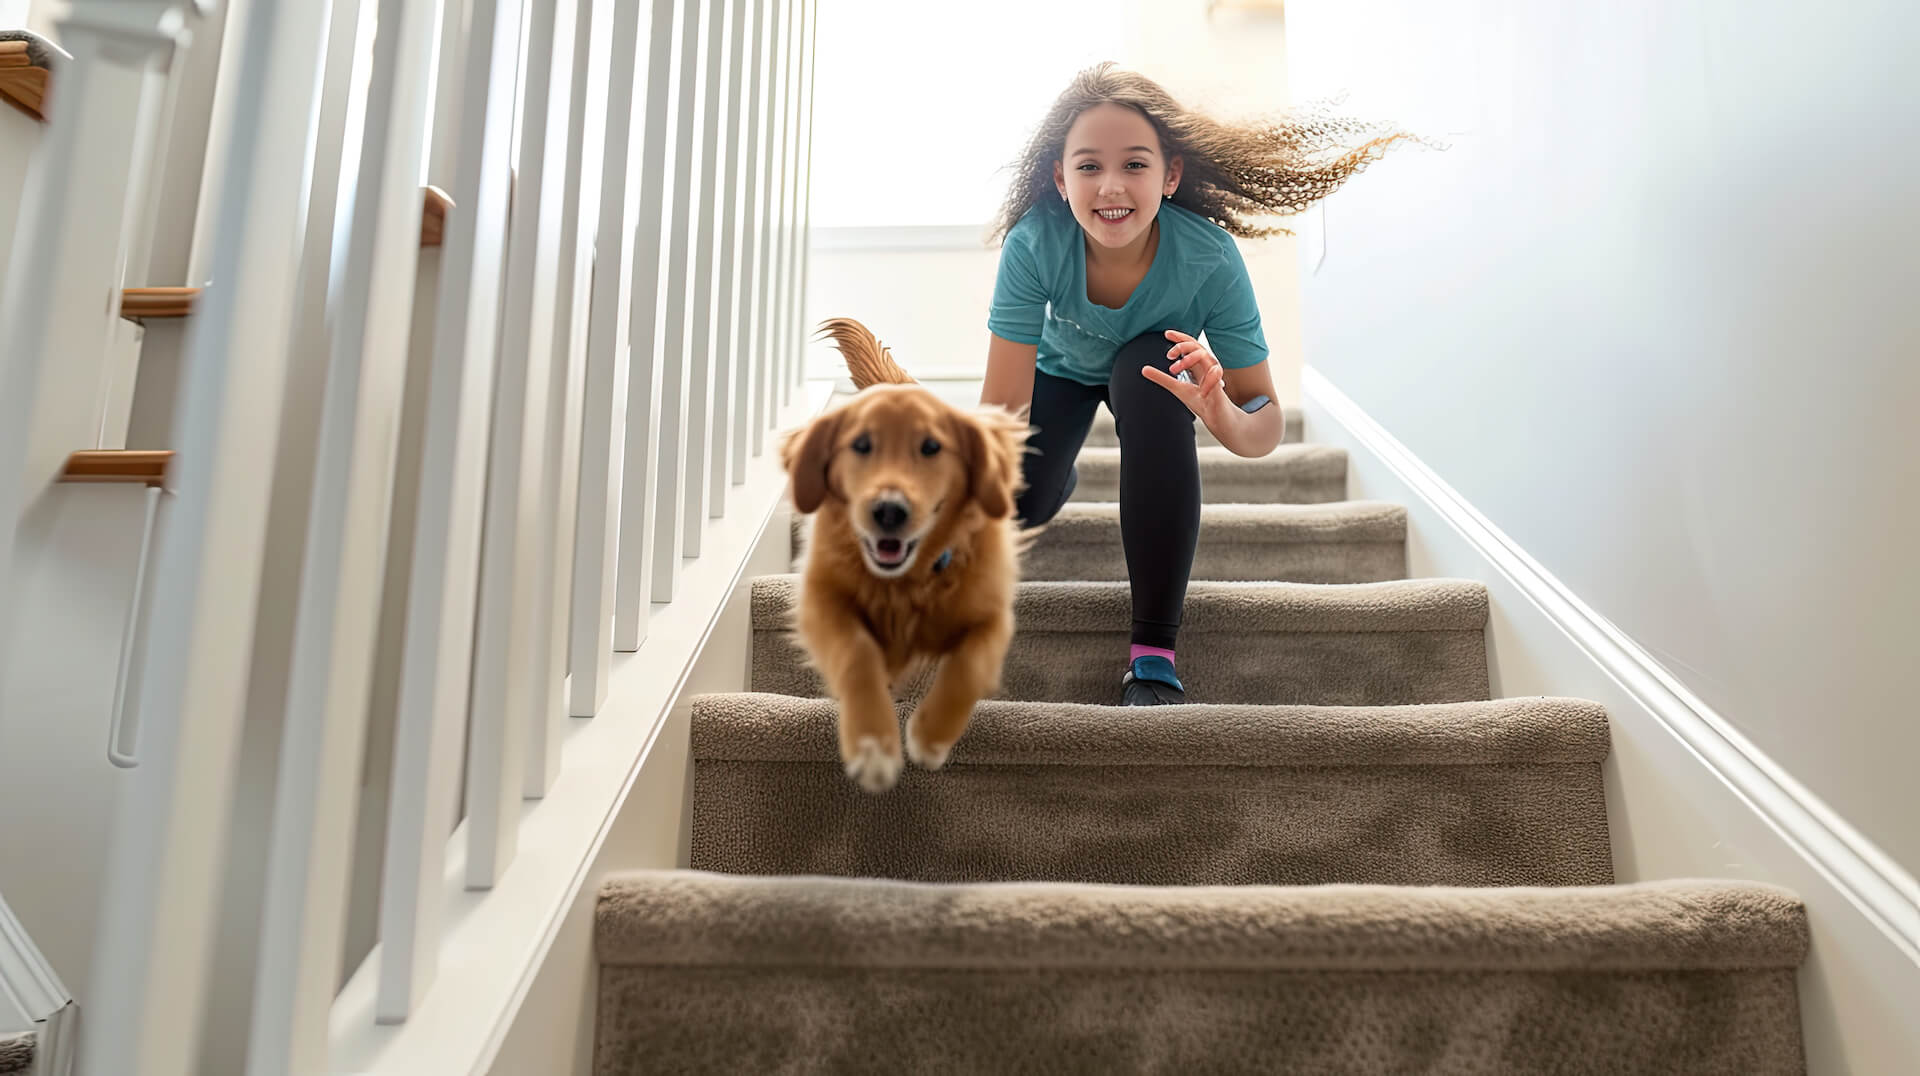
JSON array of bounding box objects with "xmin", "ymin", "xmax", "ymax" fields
[
  {"xmin": 326, "ymin": 383, "xmax": 833, "ymax": 1075},
  {"xmin": 1303, "ymin": 364, "xmax": 1920, "ymax": 1072},
  {"xmin": 0, "ymin": 892, "xmax": 69, "ymax": 1076}
]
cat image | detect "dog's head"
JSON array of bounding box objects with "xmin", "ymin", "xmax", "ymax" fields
[{"xmin": 782, "ymin": 385, "xmax": 1026, "ymax": 579}]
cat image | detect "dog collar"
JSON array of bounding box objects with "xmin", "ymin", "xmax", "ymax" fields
[{"xmin": 932, "ymin": 548, "xmax": 952, "ymax": 574}]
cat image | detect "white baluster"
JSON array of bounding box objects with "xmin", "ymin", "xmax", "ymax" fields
[
  {"xmin": 71, "ymin": 0, "xmax": 339, "ymax": 1070},
  {"xmin": 679, "ymin": 0, "xmax": 729, "ymax": 551},
  {"xmin": 243, "ymin": 0, "xmax": 448, "ymax": 1065},
  {"xmin": 646, "ymin": 0, "xmax": 708, "ymax": 604},
  {"xmin": 729, "ymin": 0, "xmax": 766, "ymax": 484},
  {"xmin": 785, "ymin": 0, "xmax": 813, "ymax": 398},
  {"xmin": 797, "ymin": 0, "xmax": 817, "ymax": 391},
  {"xmin": 191, "ymin": 0, "xmax": 365, "ymax": 1069},
  {"xmin": 440, "ymin": 0, "xmax": 528, "ymax": 891},
  {"xmin": 370, "ymin": 4, "xmax": 472, "ymax": 963},
  {"xmin": 524, "ymin": 0, "xmax": 601, "ymax": 797},
  {"xmin": 709, "ymin": 0, "xmax": 750, "ymax": 511},
  {"xmin": 474, "ymin": 0, "xmax": 571, "ymax": 824},
  {"xmin": 611, "ymin": 0, "xmax": 685, "ymax": 652},
  {"xmin": 776, "ymin": 0, "xmax": 802, "ymax": 406},
  {"xmin": 748, "ymin": 0, "xmax": 784, "ymax": 457},
  {"xmin": 569, "ymin": 0, "xmax": 650, "ymax": 700}
]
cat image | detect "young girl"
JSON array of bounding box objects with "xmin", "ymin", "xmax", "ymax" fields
[{"xmin": 983, "ymin": 63, "xmax": 1418, "ymax": 705}]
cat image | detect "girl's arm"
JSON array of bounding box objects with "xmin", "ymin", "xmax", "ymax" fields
[
  {"xmin": 981, "ymin": 332, "xmax": 1039, "ymax": 416},
  {"xmin": 1208, "ymin": 361, "xmax": 1286, "ymax": 457}
]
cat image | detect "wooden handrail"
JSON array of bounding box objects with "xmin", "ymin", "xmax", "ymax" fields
[
  {"xmin": 421, "ymin": 185, "xmax": 453, "ymax": 247},
  {"xmin": 0, "ymin": 35, "xmax": 55, "ymax": 122},
  {"xmin": 60, "ymin": 450, "xmax": 174, "ymax": 487},
  {"xmin": 120, "ymin": 287, "xmax": 202, "ymax": 321}
]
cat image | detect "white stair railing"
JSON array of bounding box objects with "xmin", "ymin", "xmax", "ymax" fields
[
  {"xmin": 0, "ymin": 0, "xmax": 821, "ymax": 1063},
  {"xmin": 72, "ymin": 0, "xmax": 340, "ymax": 1069}
]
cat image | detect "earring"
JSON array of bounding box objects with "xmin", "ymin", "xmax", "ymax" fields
[{"xmin": 1059, "ymin": 190, "xmax": 1067, "ymax": 202}]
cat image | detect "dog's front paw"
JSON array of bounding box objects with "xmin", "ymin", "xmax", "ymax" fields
[
  {"xmin": 904, "ymin": 714, "xmax": 954, "ymax": 771},
  {"xmin": 843, "ymin": 735, "xmax": 904, "ymax": 793}
]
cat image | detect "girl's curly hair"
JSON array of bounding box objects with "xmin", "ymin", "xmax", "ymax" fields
[{"xmin": 990, "ymin": 62, "xmax": 1433, "ymax": 244}]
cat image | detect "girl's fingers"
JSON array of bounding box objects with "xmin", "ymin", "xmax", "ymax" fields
[
  {"xmin": 1164, "ymin": 328, "xmax": 1197, "ymax": 344},
  {"xmin": 1141, "ymin": 365, "xmax": 1197, "ymax": 405}
]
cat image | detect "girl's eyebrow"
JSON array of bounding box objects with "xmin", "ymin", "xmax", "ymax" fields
[{"xmin": 1070, "ymin": 145, "xmax": 1157, "ymax": 158}]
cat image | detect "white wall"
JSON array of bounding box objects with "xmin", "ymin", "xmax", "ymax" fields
[
  {"xmin": 802, "ymin": 1, "xmax": 1303, "ymax": 394},
  {"xmin": 1285, "ymin": 0, "xmax": 1919, "ymax": 883}
]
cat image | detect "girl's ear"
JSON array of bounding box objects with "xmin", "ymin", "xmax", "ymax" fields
[
  {"xmin": 1052, "ymin": 159, "xmax": 1066, "ymax": 199},
  {"xmin": 1165, "ymin": 154, "xmax": 1183, "ymax": 196}
]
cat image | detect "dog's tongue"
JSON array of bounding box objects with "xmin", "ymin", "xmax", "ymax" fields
[{"xmin": 874, "ymin": 538, "xmax": 904, "ymax": 563}]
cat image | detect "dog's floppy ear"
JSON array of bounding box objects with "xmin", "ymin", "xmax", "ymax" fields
[
  {"xmin": 956, "ymin": 406, "xmax": 1028, "ymax": 520},
  {"xmin": 781, "ymin": 408, "xmax": 844, "ymax": 513}
]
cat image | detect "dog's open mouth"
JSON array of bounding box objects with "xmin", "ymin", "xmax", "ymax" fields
[{"xmin": 861, "ymin": 535, "xmax": 920, "ymax": 574}]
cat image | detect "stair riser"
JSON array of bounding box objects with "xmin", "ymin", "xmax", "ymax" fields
[
  {"xmin": 1068, "ymin": 466, "xmax": 1344, "ymax": 504},
  {"xmin": 1082, "ymin": 405, "xmax": 1305, "ymax": 448},
  {"xmin": 691, "ymin": 761, "xmax": 1611, "ymax": 886},
  {"xmin": 1021, "ymin": 539, "xmax": 1405, "ymax": 583},
  {"xmin": 751, "ymin": 627, "xmax": 1490, "ymax": 706},
  {"xmin": 597, "ymin": 966, "xmax": 1802, "ymax": 1074}
]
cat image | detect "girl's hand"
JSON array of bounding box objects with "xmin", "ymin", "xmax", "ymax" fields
[{"xmin": 1141, "ymin": 329, "xmax": 1232, "ymax": 425}]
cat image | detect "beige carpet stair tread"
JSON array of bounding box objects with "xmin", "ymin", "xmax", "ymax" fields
[
  {"xmin": 1082, "ymin": 403, "xmax": 1304, "ymax": 448},
  {"xmin": 1070, "ymin": 444, "xmax": 1347, "ymax": 504},
  {"xmin": 0, "ymin": 1032, "xmax": 30, "ymax": 1076},
  {"xmin": 688, "ymin": 693, "xmax": 1612, "ymax": 886},
  {"xmin": 1027, "ymin": 500, "xmax": 1407, "ymax": 582},
  {"xmin": 791, "ymin": 501, "xmax": 1409, "ymax": 583},
  {"xmin": 599, "ymin": 872, "xmax": 1806, "ymax": 971},
  {"xmin": 752, "ymin": 576, "xmax": 1490, "ymax": 706},
  {"xmin": 693, "ymin": 693, "xmax": 1604, "ymax": 766},
  {"xmin": 593, "ymin": 872, "xmax": 1806, "ymax": 1073}
]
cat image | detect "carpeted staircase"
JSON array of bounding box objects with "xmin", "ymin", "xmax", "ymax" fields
[
  {"xmin": 0, "ymin": 1032, "xmax": 31, "ymax": 1076},
  {"xmin": 592, "ymin": 400, "xmax": 1809, "ymax": 1073}
]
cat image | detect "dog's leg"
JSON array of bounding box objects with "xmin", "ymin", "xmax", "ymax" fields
[
  {"xmin": 804, "ymin": 609, "xmax": 905, "ymax": 793},
  {"xmin": 905, "ymin": 614, "xmax": 1013, "ymax": 771}
]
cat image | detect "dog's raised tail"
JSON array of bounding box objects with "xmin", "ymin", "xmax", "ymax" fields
[{"xmin": 818, "ymin": 317, "xmax": 914, "ymax": 389}]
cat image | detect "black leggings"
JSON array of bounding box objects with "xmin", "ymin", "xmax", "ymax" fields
[{"xmin": 1016, "ymin": 331, "xmax": 1200, "ymax": 650}]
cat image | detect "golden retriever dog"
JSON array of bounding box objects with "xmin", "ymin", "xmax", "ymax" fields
[{"xmin": 781, "ymin": 318, "xmax": 1029, "ymax": 792}]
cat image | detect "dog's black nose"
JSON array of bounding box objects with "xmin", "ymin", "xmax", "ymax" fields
[{"xmin": 870, "ymin": 500, "xmax": 909, "ymax": 533}]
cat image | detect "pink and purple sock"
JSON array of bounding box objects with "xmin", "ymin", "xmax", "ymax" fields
[{"xmin": 1130, "ymin": 644, "xmax": 1177, "ymax": 665}]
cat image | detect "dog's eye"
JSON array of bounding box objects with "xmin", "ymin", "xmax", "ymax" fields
[
  {"xmin": 920, "ymin": 437, "xmax": 941, "ymax": 457},
  {"xmin": 851, "ymin": 433, "xmax": 872, "ymax": 455}
]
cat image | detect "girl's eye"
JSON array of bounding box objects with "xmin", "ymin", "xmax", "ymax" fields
[
  {"xmin": 920, "ymin": 437, "xmax": 941, "ymax": 457},
  {"xmin": 1126, "ymin": 161, "xmax": 1147, "ymax": 169},
  {"xmin": 851, "ymin": 433, "xmax": 872, "ymax": 455},
  {"xmin": 1077, "ymin": 162, "xmax": 1098, "ymax": 171}
]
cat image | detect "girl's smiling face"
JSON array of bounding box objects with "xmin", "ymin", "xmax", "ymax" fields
[{"xmin": 1053, "ymin": 102, "xmax": 1183, "ymax": 254}]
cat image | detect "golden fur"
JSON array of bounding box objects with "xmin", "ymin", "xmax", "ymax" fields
[{"xmin": 782, "ymin": 318, "xmax": 1029, "ymax": 792}]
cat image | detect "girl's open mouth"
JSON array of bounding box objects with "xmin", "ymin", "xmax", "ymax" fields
[{"xmin": 1096, "ymin": 208, "xmax": 1133, "ymax": 222}]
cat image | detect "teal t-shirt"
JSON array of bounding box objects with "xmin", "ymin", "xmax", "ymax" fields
[{"xmin": 987, "ymin": 200, "xmax": 1269, "ymax": 387}]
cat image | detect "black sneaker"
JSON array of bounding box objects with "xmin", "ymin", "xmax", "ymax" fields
[{"xmin": 1121, "ymin": 655, "xmax": 1186, "ymax": 705}]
